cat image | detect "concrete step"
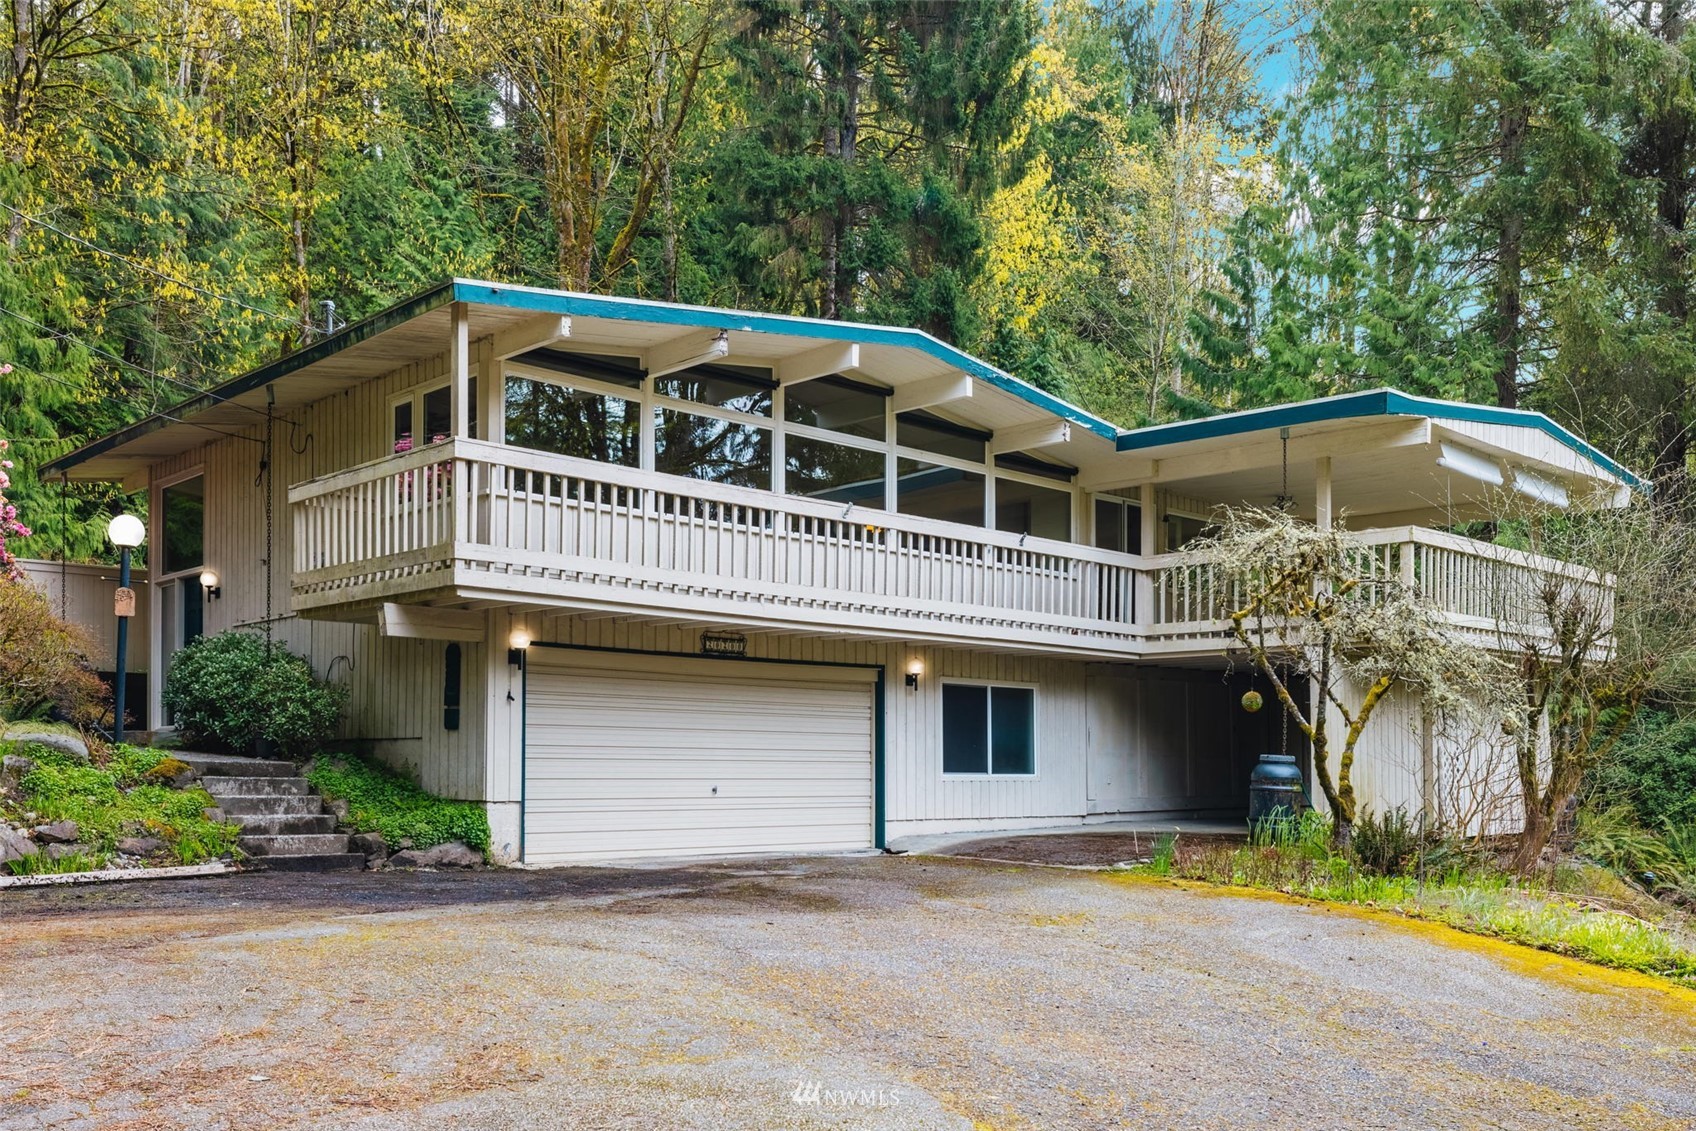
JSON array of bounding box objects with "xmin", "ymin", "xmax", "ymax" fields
[
  {"xmin": 202, "ymin": 775, "xmax": 313, "ymax": 797},
  {"xmin": 171, "ymin": 753, "xmax": 297, "ymax": 778},
  {"xmin": 235, "ymin": 813, "xmax": 338, "ymax": 836},
  {"xmin": 215, "ymin": 794, "xmax": 324, "ymax": 817},
  {"xmin": 250, "ymin": 852, "xmax": 367, "ymax": 872},
  {"xmin": 240, "ymin": 833, "xmax": 351, "ymax": 857}
]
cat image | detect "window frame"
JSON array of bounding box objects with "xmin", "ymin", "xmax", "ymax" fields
[
  {"xmin": 938, "ymin": 677, "xmax": 1040, "ymax": 779},
  {"xmin": 389, "ymin": 378, "xmax": 478, "ymax": 452}
]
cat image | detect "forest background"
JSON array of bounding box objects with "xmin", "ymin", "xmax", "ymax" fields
[{"xmin": 4, "ymin": 0, "xmax": 1694, "ymax": 558}]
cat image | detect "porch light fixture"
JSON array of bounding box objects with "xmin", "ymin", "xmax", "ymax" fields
[
  {"xmin": 507, "ymin": 627, "xmax": 531, "ymax": 669},
  {"xmin": 1436, "ymin": 441, "xmax": 1505, "ymax": 487},
  {"xmin": 105, "ymin": 513, "xmax": 145, "ymax": 744},
  {"xmin": 199, "ymin": 569, "xmax": 221, "ymax": 600},
  {"xmin": 905, "ymin": 658, "xmax": 923, "ymax": 690}
]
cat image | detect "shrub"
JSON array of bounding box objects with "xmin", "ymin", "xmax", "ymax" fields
[
  {"xmin": 163, "ymin": 632, "xmax": 345, "ymax": 756},
  {"xmin": 1574, "ymin": 803, "xmax": 1681, "ymax": 888},
  {"xmin": 0, "ymin": 579, "xmax": 109, "ymax": 727},
  {"xmin": 307, "ymin": 754, "xmax": 490, "ymax": 853},
  {"xmin": 5, "ymin": 742, "xmax": 240, "ymax": 868},
  {"xmin": 1592, "ymin": 708, "xmax": 1696, "ymax": 828},
  {"xmin": 1352, "ymin": 807, "xmax": 1424, "ymax": 875}
]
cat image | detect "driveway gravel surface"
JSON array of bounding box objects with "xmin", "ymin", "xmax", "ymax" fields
[{"xmin": 3, "ymin": 854, "xmax": 1694, "ymax": 1130}]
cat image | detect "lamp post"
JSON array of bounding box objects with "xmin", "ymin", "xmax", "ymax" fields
[{"xmin": 106, "ymin": 514, "xmax": 145, "ymax": 744}]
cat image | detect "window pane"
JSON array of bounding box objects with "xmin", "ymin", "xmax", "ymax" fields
[
  {"xmin": 161, "ymin": 475, "xmax": 205, "ymax": 574},
  {"xmin": 995, "ymin": 478, "xmax": 1072, "ymax": 541},
  {"xmin": 785, "ymin": 377, "xmax": 886, "ymax": 440},
  {"xmin": 995, "ymin": 452, "xmax": 1073, "ymax": 482},
  {"xmin": 515, "ymin": 348, "xmax": 643, "ymax": 390},
  {"xmin": 505, "ymin": 376, "xmax": 640, "ymax": 466},
  {"xmin": 897, "ymin": 458, "xmax": 984, "ymax": 526},
  {"xmin": 1167, "ymin": 514, "xmax": 1212, "ymax": 550},
  {"xmin": 897, "ymin": 413, "xmax": 986, "ymax": 461},
  {"xmin": 393, "ymin": 401, "xmax": 414, "ymax": 449},
  {"xmin": 1094, "ymin": 499, "xmax": 1123, "ymax": 552},
  {"xmin": 990, "ymin": 686, "xmax": 1035, "ymax": 775},
  {"xmin": 943, "ymin": 684, "xmax": 989, "ymax": 774},
  {"xmin": 786, "ymin": 435, "xmax": 886, "ymax": 505},
  {"xmin": 654, "ymin": 366, "xmax": 773, "ymax": 416},
  {"xmin": 422, "ymin": 385, "xmax": 451, "ymax": 443},
  {"xmin": 655, "ymin": 408, "xmax": 772, "ymax": 488}
]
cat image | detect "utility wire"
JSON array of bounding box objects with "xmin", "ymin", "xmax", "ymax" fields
[
  {"xmin": 0, "ymin": 202, "xmax": 301, "ymax": 329},
  {"xmin": 3, "ymin": 357, "xmax": 263, "ymax": 446}
]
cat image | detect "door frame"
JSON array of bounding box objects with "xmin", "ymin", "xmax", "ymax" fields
[{"xmin": 520, "ymin": 641, "xmax": 887, "ymax": 861}]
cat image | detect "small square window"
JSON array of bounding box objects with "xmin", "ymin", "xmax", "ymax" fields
[{"xmin": 942, "ymin": 682, "xmax": 1035, "ymax": 776}]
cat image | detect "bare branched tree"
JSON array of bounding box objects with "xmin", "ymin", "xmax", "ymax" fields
[{"xmin": 1196, "ymin": 506, "xmax": 1504, "ymax": 848}]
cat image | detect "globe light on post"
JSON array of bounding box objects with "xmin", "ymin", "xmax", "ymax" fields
[{"xmin": 106, "ymin": 514, "xmax": 145, "ymax": 744}]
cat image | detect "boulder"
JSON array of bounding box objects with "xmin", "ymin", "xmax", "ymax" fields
[
  {"xmin": 117, "ymin": 836, "xmax": 165, "ymax": 857},
  {"xmin": 0, "ymin": 826, "xmax": 37, "ymax": 864},
  {"xmin": 45, "ymin": 843, "xmax": 88, "ymax": 862},
  {"xmin": 33, "ymin": 820, "xmax": 79, "ymax": 844},
  {"xmin": 326, "ymin": 798, "xmax": 351, "ymax": 823},
  {"xmin": 2, "ymin": 730, "xmax": 88, "ymax": 762},
  {"xmin": 0, "ymin": 754, "xmax": 34, "ymax": 791},
  {"xmin": 389, "ymin": 841, "xmax": 481, "ymax": 869},
  {"xmin": 349, "ymin": 831, "xmax": 387, "ymax": 859},
  {"xmin": 203, "ymin": 807, "xmax": 227, "ymax": 824}
]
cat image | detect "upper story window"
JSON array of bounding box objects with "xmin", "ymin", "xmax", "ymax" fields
[
  {"xmin": 786, "ymin": 434, "xmax": 885, "ymax": 506},
  {"xmin": 785, "ymin": 376, "xmax": 887, "ymax": 441},
  {"xmin": 506, "ymin": 376, "xmax": 640, "ymax": 467},
  {"xmin": 1093, "ymin": 497, "xmax": 1143, "ymax": 554},
  {"xmin": 995, "ymin": 477, "xmax": 1071, "ymax": 541},
  {"xmin": 394, "ymin": 380, "xmax": 476, "ymax": 452},
  {"xmin": 160, "ymin": 474, "xmax": 205, "ymax": 575},
  {"xmin": 1167, "ymin": 513, "xmax": 1214, "ymax": 550},
  {"xmin": 942, "ymin": 681, "xmax": 1036, "ymax": 776},
  {"xmin": 897, "ymin": 412, "xmax": 986, "ymax": 462},
  {"xmin": 654, "ymin": 410, "xmax": 771, "ymax": 489},
  {"xmin": 654, "ymin": 365, "xmax": 773, "ymax": 416},
  {"xmin": 897, "ymin": 459, "xmax": 985, "ymax": 526}
]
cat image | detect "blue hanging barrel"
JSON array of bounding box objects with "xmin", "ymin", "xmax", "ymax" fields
[{"xmin": 1248, "ymin": 753, "xmax": 1305, "ymax": 831}]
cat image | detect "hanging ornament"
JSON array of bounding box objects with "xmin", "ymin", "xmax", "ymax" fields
[{"xmin": 1241, "ymin": 689, "xmax": 1264, "ymax": 713}]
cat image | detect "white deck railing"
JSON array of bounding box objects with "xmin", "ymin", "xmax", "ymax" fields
[{"xmin": 288, "ymin": 440, "xmax": 1610, "ymax": 656}]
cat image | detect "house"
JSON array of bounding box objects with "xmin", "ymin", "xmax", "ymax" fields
[{"xmin": 43, "ymin": 280, "xmax": 1641, "ymax": 864}]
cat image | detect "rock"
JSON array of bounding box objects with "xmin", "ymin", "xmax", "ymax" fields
[
  {"xmin": 0, "ymin": 754, "xmax": 34, "ymax": 790},
  {"xmin": 45, "ymin": 843, "xmax": 88, "ymax": 862},
  {"xmin": 396, "ymin": 837, "xmax": 414, "ymax": 850},
  {"xmin": 203, "ymin": 807, "xmax": 227, "ymax": 823},
  {"xmin": 326, "ymin": 798, "xmax": 351, "ymax": 823},
  {"xmin": 0, "ymin": 826, "xmax": 37, "ymax": 864},
  {"xmin": 2, "ymin": 730, "xmax": 88, "ymax": 762},
  {"xmin": 349, "ymin": 831, "xmax": 387, "ymax": 859},
  {"xmin": 117, "ymin": 836, "xmax": 165, "ymax": 857},
  {"xmin": 389, "ymin": 842, "xmax": 480, "ymax": 869},
  {"xmin": 33, "ymin": 820, "xmax": 79, "ymax": 844}
]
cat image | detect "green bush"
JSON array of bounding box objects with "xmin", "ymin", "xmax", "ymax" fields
[
  {"xmin": 0, "ymin": 579, "xmax": 109, "ymax": 727},
  {"xmin": 1593, "ymin": 708, "xmax": 1696, "ymax": 828},
  {"xmin": 163, "ymin": 632, "xmax": 346, "ymax": 756},
  {"xmin": 4, "ymin": 742, "xmax": 241, "ymax": 869},
  {"xmin": 1353, "ymin": 807, "xmax": 1425, "ymax": 875},
  {"xmin": 307, "ymin": 754, "xmax": 489, "ymax": 853}
]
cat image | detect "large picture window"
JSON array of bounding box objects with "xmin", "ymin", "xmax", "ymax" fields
[
  {"xmin": 942, "ymin": 682, "xmax": 1036, "ymax": 776},
  {"xmin": 995, "ymin": 477, "xmax": 1072, "ymax": 541},
  {"xmin": 897, "ymin": 459, "xmax": 984, "ymax": 526},
  {"xmin": 786, "ymin": 376, "xmax": 886, "ymax": 441},
  {"xmin": 654, "ymin": 366, "xmax": 773, "ymax": 416},
  {"xmin": 655, "ymin": 408, "xmax": 771, "ymax": 489},
  {"xmin": 786, "ymin": 435, "xmax": 885, "ymax": 505},
  {"xmin": 505, "ymin": 376, "xmax": 640, "ymax": 466}
]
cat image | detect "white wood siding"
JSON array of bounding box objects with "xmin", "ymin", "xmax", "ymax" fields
[{"xmin": 16, "ymin": 559, "xmax": 150, "ymax": 671}]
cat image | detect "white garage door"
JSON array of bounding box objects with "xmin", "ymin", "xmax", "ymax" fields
[{"xmin": 523, "ymin": 650, "xmax": 877, "ymax": 863}]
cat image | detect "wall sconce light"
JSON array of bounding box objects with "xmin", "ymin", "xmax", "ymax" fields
[
  {"xmin": 905, "ymin": 658, "xmax": 923, "ymax": 690},
  {"xmin": 507, "ymin": 628, "xmax": 531, "ymax": 669},
  {"xmin": 199, "ymin": 569, "xmax": 222, "ymax": 600}
]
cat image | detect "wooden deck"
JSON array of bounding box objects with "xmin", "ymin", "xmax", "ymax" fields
[{"xmin": 288, "ymin": 439, "xmax": 1610, "ymax": 658}]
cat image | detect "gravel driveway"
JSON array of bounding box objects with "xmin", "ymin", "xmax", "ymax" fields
[{"xmin": 3, "ymin": 855, "xmax": 1694, "ymax": 1130}]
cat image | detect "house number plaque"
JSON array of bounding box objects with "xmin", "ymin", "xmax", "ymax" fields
[
  {"xmin": 700, "ymin": 630, "xmax": 746, "ymax": 658},
  {"xmin": 113, "ymin": 587, "xmax": 137, "ymax": 618}
]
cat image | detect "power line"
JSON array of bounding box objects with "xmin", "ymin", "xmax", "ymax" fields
[
  {"xmin": 0, "ymin": 202, "xmax": 301, "ymax": 329},
  {"xmin": 1, "ymin": 357, "xmax": 261, "ymax": 445},
  {"xmin": 0, "ymin": 304, "xmax": 272, "ymax": 420}
]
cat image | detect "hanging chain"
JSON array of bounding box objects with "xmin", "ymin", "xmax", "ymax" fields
[{"xmin": 1275, "ymin": 426, "xmax": 1294, "ymax": 512}]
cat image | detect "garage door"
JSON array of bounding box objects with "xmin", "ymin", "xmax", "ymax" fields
[{"xmin": 523, "ymin": 650, "xmax": 877, "ymax": 863}]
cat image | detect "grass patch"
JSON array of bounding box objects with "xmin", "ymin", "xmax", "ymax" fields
[
  {"xmin": 307, "ymin": 754, "xmax": 490, "ymax": 853},
  {"xmin": 1, "ymin": 742, "xmax": 241, "ymax": 872},
  {"xmin": 1129, "ymin": 818, "xmax": 1696, "ymax": 986}
]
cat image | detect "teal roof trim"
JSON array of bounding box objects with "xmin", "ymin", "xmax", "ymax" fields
[
  {"xmin": 1115, "ymin": 388, "xmax": 1647, "ymax": 491},
  {"xmin": 448, "ymin": 281, "xmax": 1120, "ymax": 441}
]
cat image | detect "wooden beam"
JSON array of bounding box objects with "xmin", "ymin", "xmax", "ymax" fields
[
  {"xmin": 491, "ymin": 314, "xmax": 572, "ymax": 361},
  {"xmin": 449, "ymin": 302, "xmax": 471, "ymax": 440},
  {"xmin": 379, "ymin": 603, "xmax": 487, "ymax": 643},
  {"xmin": 990, "ymin": 419, "xmax": 1071, "ymax": 455},
  {"xmin": 892, "ymin": 371, "xmax": 972, "ymax": 414},
  {"xmin": 776, "ymin": 341, "xmax": 859, "ymax": 386},
  {"xmin": 1314, "ymin": 455, "xmax": 1333, "ymax": 529},
  {"xmin": 1084, "ymin": 419, "xmax": 1430, "ymax": 492},
  {"xmin": 644, "ymin": 329, "xmax": 729, "ymax": 378}
]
